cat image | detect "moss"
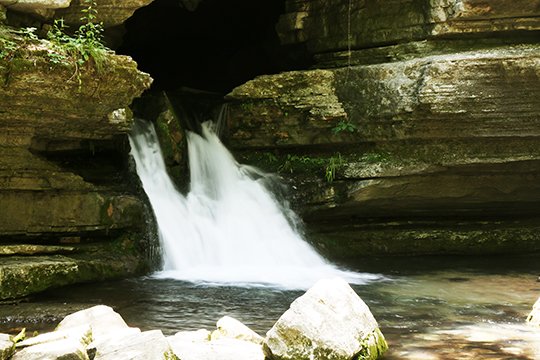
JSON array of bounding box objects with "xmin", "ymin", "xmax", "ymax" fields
[
  {"xmin": 310, "ymin": 222, "xmax": 540, "ymax": 259},
  {"xmin": 355, "ymin": 328, "xmax": 388, "ymax": 360}
]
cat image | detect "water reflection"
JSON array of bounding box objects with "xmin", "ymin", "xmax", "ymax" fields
[{"xmin": 0, "ymin": 255, "xmax": 539, "ymax": 359}]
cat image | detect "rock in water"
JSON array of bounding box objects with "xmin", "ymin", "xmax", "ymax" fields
[
  {"xmin": 264, "ymin": 277, "xmax": 387, "ymax": 360},
  {"xmin": 527, "ymin": 297, "xmax": 540, "ymax": 326}
]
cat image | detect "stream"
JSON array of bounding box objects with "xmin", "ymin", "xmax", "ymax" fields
[{"xmin": 0, "ymin": 254, "xmax": 538, "ymax": 359}]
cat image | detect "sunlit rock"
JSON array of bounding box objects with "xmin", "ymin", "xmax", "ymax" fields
[
  {"xmin": 168, "ymin": 332, "xmax": 265, "ymax": 360},
  {"xmin": 56, "ymin": 305, "xmax": 129, "ymax": 343},
  {"xmin": 0, "ymin": 334, "xmax": 14, "ymax": 360},
  {"xmin": 56, "ymin": 0, "xmax": 155, "ymax": 27},
  {"xmin": 0, "ymin": 0, "xmax": 70, "ymax": 18},
  {"xmin": 0, "ymin": 0, "xmax": 70, "ymax": 10},
  {"xmin": 93, "ymin": 330, "xmax": 174, "ymax": 360},
  {"xmin": 16, "ymin": 325, "xmax": 91, "ymax": 349},
  {"xmin": 527, "ymin": 297, "xmax": 540, "ymax": 326},
  {"xmin": 12, "ymin": 338, "xmax": 89, "ymax": 360},
  {"xmin": 264, "ymin": 277, "xmax": 387, "ymax": 360},
  {"xmin": 211, "ymin": 316, "xmax": 264, "ymax": 344}
]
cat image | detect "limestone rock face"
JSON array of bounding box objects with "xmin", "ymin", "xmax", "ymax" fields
[
  {"xmin": 56, "ymin": 0, "xmax": 155, "ymax": 27},
  {"xmin": 278, "ymin": 0, "xmax": 540, "ymax": 57},
  {"xmin": 0, "ymin": 24, "xmax": 152, "ymax": 299},
  {"xmin": 227, "ymin": 2, "xmax": 540, "ymax": 257},
  {"xmin": 0, "ymin": 0, "xmax": 70, "ymax": 18},
  {"xmin": 264, "ymin": 277, "xmax": 387, "ymax": 360},
  {"xmin": 0, "ymin": 0, "xmax": 154, "ymax": 26}
]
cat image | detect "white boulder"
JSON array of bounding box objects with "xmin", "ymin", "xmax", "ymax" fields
[
  {"xmin": 16, "ymin": 325, "xmax": 91, "ymax": 349},
  {"xmin": 56, "ymin": 305, "xmax": 130, "ymax": 343},
  {"xmin": 264, "ymin": 277, "xmax": 388, "ymax": 360},
  {"xmin": 0, "ymin": 334, "xmax": 14, "ymax": 360},
  {"xmin": 168, "ymin": 331, "xmax": 265, "ymax": 360},
  {"xmin": 211, "ymin": 316, "xmax": 264, "ymax": 344},
  {"xmin": 527, "ymin": 297, "xmax": 540, "ymax": 326},
  {"xmin": 12, "ymin": 338, "xmax": 89, "ymax": 360},
  {"xmin": 94, "ymin": 329, "xmax": 174, "ymax": 360}
]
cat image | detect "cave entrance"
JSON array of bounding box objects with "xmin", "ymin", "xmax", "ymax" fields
[{"xmin": 118, "ymin": 0, "xmax": 303, "ymax": 94}]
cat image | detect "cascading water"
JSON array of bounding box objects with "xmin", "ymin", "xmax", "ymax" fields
[{"xmin": 129, "ymin": 118, "xmax": 378, "ymax": 289}]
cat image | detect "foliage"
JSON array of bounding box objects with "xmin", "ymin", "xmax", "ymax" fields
[
  {"xmin": 46, "ymin": 0, "xmax": 108, "ymax": 85},
  {"xmin": 0, "ymin": 27, "xmax": 39, "ymax": 61},
  {"xmin": 278, "ymin": 153, "xmax": 343, "ymax": 183},
  {"xmin": 332, "ymin": 119, "xmax": 357, "ymax": 134},
  {"xmin": 324, "ymin": 153, "xmax": 343, "ymax": 183}
]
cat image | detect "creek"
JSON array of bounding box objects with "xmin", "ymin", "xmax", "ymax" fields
[{"xmin": 0, "ymin": 256, "xmax": 538, "ymax": 359}]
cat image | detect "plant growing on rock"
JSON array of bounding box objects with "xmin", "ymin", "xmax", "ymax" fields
[
  {"xmin": 332, "ymin": 119, "xmax": 357, "ymax": 134},
  {"xmin": 46, "ymin": 0, "xmax": 108, "ymax": 86}
]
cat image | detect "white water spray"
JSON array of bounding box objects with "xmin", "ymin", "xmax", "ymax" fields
[{"xmin": 129, "ymin": 118, "xmax": 378, "ymax": 289}]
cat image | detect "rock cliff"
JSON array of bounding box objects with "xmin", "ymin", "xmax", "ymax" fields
[
  {"xmin": 0, "ymin": 2, "xmax": 153, "ymax": 299},
  {"xmin": 226, "ymin": 0, "xmax": 540, "ymax": 257}
]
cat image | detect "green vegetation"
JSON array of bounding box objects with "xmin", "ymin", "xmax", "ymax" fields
[
  {"xmin": 332, "ymin": 119, "xmax": 357, "ymax": 134},
  {"xmin": 1, "ymin": 0, "xmax": 108, "ymax": 87},
  {"xmin": 47, "ymin": 0, "xmax": 108, "ymax": 84},
  {"xmin": 0, "ymin": 27, "xmax": 39, "ymax": 61},
  {"xmin": 244, "ymin": 152, "xmax": 345, "ymax": 183}
]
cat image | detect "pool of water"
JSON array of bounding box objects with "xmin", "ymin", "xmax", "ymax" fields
[{"xmin": 1, "ymin": 255, "xmax": 539, "ymax": 359}]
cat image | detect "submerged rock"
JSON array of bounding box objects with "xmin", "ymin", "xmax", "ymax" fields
[{"xmin": 264, "ymin": 277, "xmax": 387, "ymax": 360}]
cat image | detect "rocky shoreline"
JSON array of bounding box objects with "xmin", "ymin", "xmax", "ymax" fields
[{"xmin": 0, "ymin": 278, "xmax": 387, "ymax": 360}]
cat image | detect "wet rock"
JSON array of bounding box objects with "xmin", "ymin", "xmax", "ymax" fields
[
  {"xmin": 0, "ymin": 334, "xmax": 14, "ymax": 360},
  {"xmin": 264, "ymin": 277, "xmax": 387, "ymax": 360},
  {"xmin": 527, "ymin": 297, "xmax": 540, "ymax": 326},
  {"xmin": 0, "ymin": 256, "xmax": 80, "ymax": 300},
  {"xmin": 210, "ymin": 316, "xmax": 264, "ymax": 344}
]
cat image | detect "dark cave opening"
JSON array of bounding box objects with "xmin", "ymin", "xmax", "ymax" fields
[{"xmin": 118, "ymin": 0, "xmax": 309, "ymax": 94}]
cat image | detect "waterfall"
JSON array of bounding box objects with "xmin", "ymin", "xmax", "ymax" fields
[{"xmin": 129, "ymin": 118, "xmax": 378, "ymax": 289}]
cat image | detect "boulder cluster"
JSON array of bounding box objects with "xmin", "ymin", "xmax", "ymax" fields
[{"xmin": 0, "ymin": 278, "xmax": 388, "ymax": 360}]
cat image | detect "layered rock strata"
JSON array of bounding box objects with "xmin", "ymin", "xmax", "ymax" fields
[
  {"xmin": 0, "ymin": 22, "xmax": 152, "ymax": 299},
  {"xmin": 226, "ymin": 0, "xmax": 540, "ymax": 257},
  {"xmin": 0, "ymin": 0, "xmax": 154, "ymax": 26}
]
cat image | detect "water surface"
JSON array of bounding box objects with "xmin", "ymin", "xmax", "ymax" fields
[{"xmin": 1, "ymin": 255, "xmax": 539, "ymax": 359}]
